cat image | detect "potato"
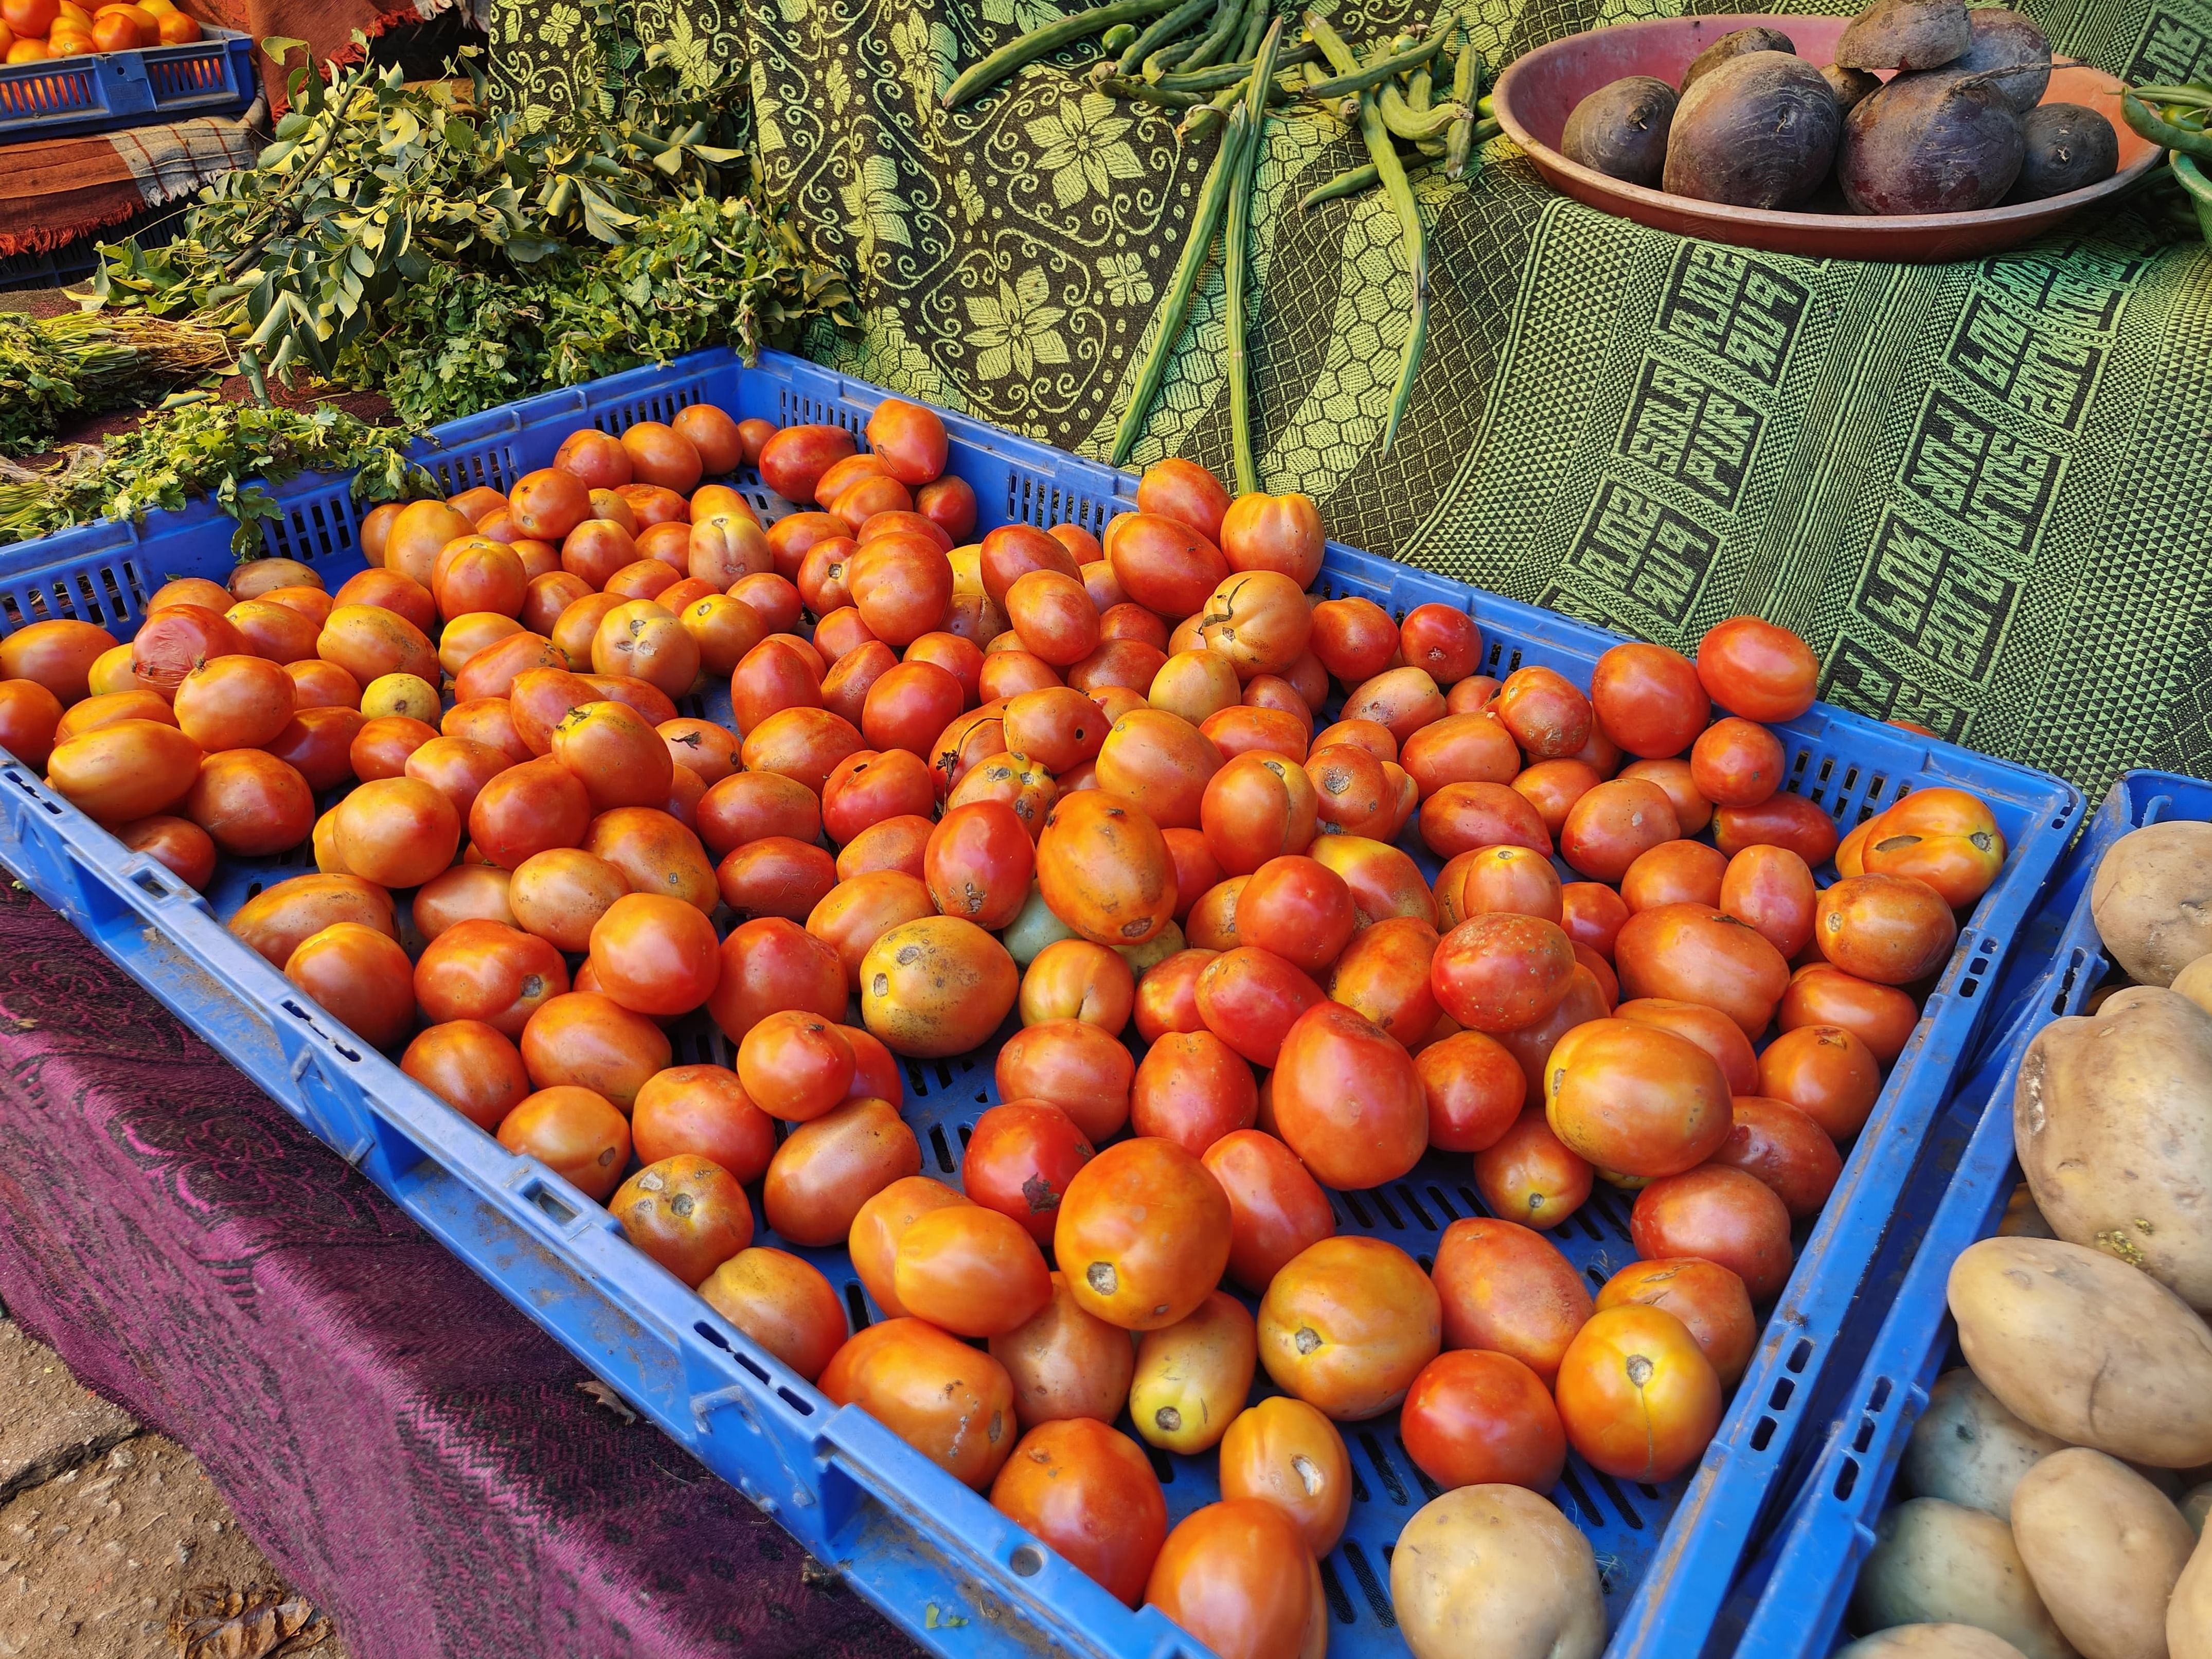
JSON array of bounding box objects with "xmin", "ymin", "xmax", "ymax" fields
[
  {"xmin": 2015, "ymin": 989, "xmax": 2212, "ymax": 1309},
  {"xmin": 1903, "ymin": 1369, "xmax": 2067, "ymax": 1521},
  {"xmin": 2186, "ymin": 1482, "xmax": 2212, "ymax": 1537},
  {"xmin": 1839, "ymin": 1628, "xmax": 2031, "ymax": 1659},
  {"xmin": 1947, "ymin": 1238, "xmax": 2212, "ymax": 1467},
  {"xmin": 1663, "ymin": 52, "xmax": 1842, "ymax": 208},
  {"xmin": 2170, "ymin": 950, "xmax": 2212, "ymax": 1015},
  {"xmin": 1682, "ymin": 25, "xmax": 1796, "ymax": 91},
  {"xmin": 1834, "ymin": 0, "xmax": 1972, "ymax": 69},
  {"xmin": 2175, "ymin": 1524, "xmax": 2212, "ymax": 1659},
  {"xmin": 2090, "ymin": 821, "xmax": 2212, "ymax": 986},
  {"xmin": 1560, "ymin": 77, "xmax": 1678, "ymax": 186},
  {"xmin": 1851, "ymin": 1499, "xmax": 2077, "ymax": 1659},
  {"xmin": 2011, "ymin": 1448, "xmax": 2193, "ymax": 1659},
  {"xmin": 1390, "ymin": 1486, "xmax": 1606, "ymax": 1659},
  {"xmin": 1838, "ymin": 70, "xmax": 2024, "ymax": 215}
]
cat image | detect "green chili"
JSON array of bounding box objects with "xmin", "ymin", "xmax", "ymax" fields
[
  {"xmin": 945, "ymin": 0, "xmax": 1181, "ymax": 108},
  {"xmin": 1358, "ymin": 89, "xmax": 1426, "ymax": 455},
  {"xmin": 2124, "ymin": 89, "xmax": 2212, "ymax": 160},
  {"xmin": 1111, "ymin": 108, "xmax": 1254, "ymax": 466}
]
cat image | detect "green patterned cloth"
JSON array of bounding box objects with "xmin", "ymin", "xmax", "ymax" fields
[{"xmin": 489, "ymin": 0, "xmax": 2212, "ymax": 795}]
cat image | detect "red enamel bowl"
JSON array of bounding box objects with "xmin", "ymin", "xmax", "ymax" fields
[{"xmin": 1490, "ymin": 14, "xmax": 2159, "ymax": 261}]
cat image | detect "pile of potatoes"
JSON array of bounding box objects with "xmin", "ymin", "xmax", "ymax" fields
[
  {"xmin": 1559, "ymin": 0, "xmax": 2119, "ymax": 215},
  {"xmin": 1840, "ymin": 818, "xmax": 2212, "ymax": 1659}
]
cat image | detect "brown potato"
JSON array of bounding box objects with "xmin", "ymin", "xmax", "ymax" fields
[
  {"xmin": 1902, "ymin": 1369, "xmax": 2065, "ymax": 1521},
  {"xmin": 1389, "ymin": 1486, "xmax": 1606, "ymax": 1659},
  {"xmin": 2178, "ymin": 1525, "xmax": 2212, "ymax": 1659},
  {"xmin": 1947, "ymin": 1237, "xmax": 2212, "ymax": 1468},
  {"xmin": 1836, "ymin": 1629, "xmax": 2031, "ymax": 1659},
  {"xmin": 1850, "ymin": 1499, "xmax": 2072, "ymax": 1659},
  {"xmin": 2089, "ymin": 820, "xmax": 2212, "ymax": 986},
  {"xmin": 2015, "ymin": 989, "xmax": 2212, "ymax": 1310},
  {"xmin": 2011, "ymin": 1448, "xmax": 2193, "ymax": 1659}
]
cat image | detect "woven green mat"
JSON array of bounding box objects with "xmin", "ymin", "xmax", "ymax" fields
[{"xmin": 489, "ymin": 0, "xmax": 2212, "ymax": 795}]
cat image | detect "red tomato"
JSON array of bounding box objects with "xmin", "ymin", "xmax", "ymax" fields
[
  {"xmin": 1430, "ymin": 913, "xmax": 1577, "ymax": 1033},
  {"xmin": 284, "ymin": 921, "xmax": 416, "ymax": 1050},
  {"xmin": 925, "ymin": 800, "xmax": 1036, "ymax": 929},
  {"xmin": 1560, "ymin": 881, "xmax": 1630, "ymax": 957},
  {"xmin": 1131, "ymin": 1030, "xmax": 1258, "ymax": 1157},
  {"xmin": 1198, "ymin": 1130, "xmax": 1334, "ymax": 1294},
  {"xmin": 1493, "ymin": 666, "xmax": 1592, "ymax": 759},
  {"xmin": 1143, "ymin": 1501, "xmax": 1322, "ymax": 1659},
  {"xmin": 1620, "ymin": 839, "xmax": 1728, "ymax": 914},
  {"xmin": 1615, "ymin": 903, "xmax": 1791, "ymax": 1039},
  {"xmin": 1690, "ymin": 717, "xmax": 1786, "ymax": 809},
  {"xmin": 1756, "ymin": 1022, "xmax": 1883, "ymax": 1138},
  {"xmin": 962, "ymin": 1100, "xmax": 1096, "ymax": 1245},
  {"xmin": 1697, "ymin": 616, "xmax": 1818, "ymax": 723},
  {"xmin": 1631, "ymin": 1164, "xmax": 1794, "ymax": 1300},
  {"xmin": 1400, "ymin": 1350, "xmax": 1567, "ymax": 1492},
  {"xmin": 1308, "ymin": 596, "xmax": 1397, "ymax": 683},
  {"xmin": 1719, "ymin": 844, "xmax": 1818, "ymax": 959},
  {"xmin": 1195, "ymin": 946, "xmax": 1324, "ymax": 1068},
  {"xmin": 1134, "ymin": 950, "xmax": 1216, "ymax": 1044},
  {"xmin": 1559, "ymin": 777, "xmax": 1682, "ymax": 882},
  {"xmin": 1430, "ymin": 1215, "xmax": 1594, "ymax": 1386},
  {"xmin": 1268, "ymin": 1001, "xmax": 1426, "ymax": 1190},
  {"xmin": 631, "ymin": 1064, "xmax": 775, "ymax": 1181},
  {"xmin": 1597, "ymin": 1258, "xmax": 1757, "ymax": 1387},
  {"xmin": 1415, "ymin": 1029, "xmax": 1525, "ymax": 1152},
  {"xmin": 1590, "ymin": 641, "xmax": 1708, "ymax": 758},
  {"xmin": 1711, "ymin": 1095, "xmax": 1843, "ymax": 1220},
  {"xmin": 498, "ymin": 1085, "xmax": 633, "ymax": 1200},
  {"xmin": 1219, "ymin": 491, "xmax": 1324, "ymax": 586},
  {"xmin": 991, "ymin": 1419, "xmax": 1168, "ymax": 1607},
  {"xmin": 995, "ymin": 1020, "xmax": 1135, "ymax": 1143},
  {"xmin": 1473, "ymin": 1109, "xmax": 1594, "ymax": 1231}
]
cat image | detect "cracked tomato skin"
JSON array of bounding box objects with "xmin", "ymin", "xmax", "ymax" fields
[
  {"xmin": 1257, "ymin": 1236, "xmax": 1441, "ymax": 1421},
  {"xmin": 1553, "ymin": 1303, "xmax": 1722, "ymax": 1484},
  {"xmin": 959, "ymin": 1099, "xmax": 1096, "ymax": 1246},
  {"xmin": 1054, "ymin": 1137, "xmax": 1231, "ymax": 1332},
  {"xmin": 818, "ymin": 1317, "xmax": 1019, "ymax": 1490}
]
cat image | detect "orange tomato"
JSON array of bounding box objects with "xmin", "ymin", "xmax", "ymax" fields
[
  {"xmin": 820, "ymin": 1316, "xmax": 1018, "ymax": 1488},
  {"xmin": 989, "ymin": 1271, "xmax": 1137, "ymax": 1430},
  {"xmin": 1813, "ymin": 873, "xmax": 1957, "ymax": 985},
  {"xmin": 1631, "ymin": 1164, "xmax": 1794, "ymax": 1300},
  {"xmin": 413, "ymin": 918, "xmax": 568, "ymax": 1035},
  {"xmin": 994, "ymin": 1019, "xmax": 1135, "ymax": 1143},
  {"xmin": 990, "ymin": 1419, "xmax": 1168, "ymax": 1607},
  {"xmin": 1779, "ymin": 962, "xmax": 1919, "ymax": 1065},
  {"xmin": 1216, "ymin": 1396, "xmax": 1351, "ymax": 1558},
  {"xmin": 1144, "ymin": 1502, "xmax": 1324, "ymax": 1659},
  {"xmin": 1400, "ymin": 1349, "xmax": 1568, "ymax": 1492},
  {"xmin": 1613, "ymin": 995, "xmax": 1760, "ymax": 1095},
  {"xmin": 519, "ymin": 991, "xmax": 672, "ymax": 1110},
  {"xmin": 632, "ymin": 1064, "xmax": 775, "ymax": 1182},
  {"xmin": 283, "ymin": 921, "xmax": 416, "ymax": 1050},
  {"xmin": 1430, "ymin": 1215, "xmax": 1594, "ymax": 1387},
  {"xmin": 1591, "ymin": 639, "xmax": 1708, "ymax": 759},
  {"xmin": 610, "ymin": 1155, "xmax": 754, "ymax": 1286},
  {"xmin": 699, "ymin": 1247, "xmax": 848, "ymax": 1383},
  {"xmin": 761, "ymin": 1097, "xmax": 920, "ymax": 1247},
  {"xmin": 496, "ymin": 1085, "xmax": 633, "ymax": 1201},
  {"xmin": 1597, "ymin": 1257, "xmax": 1757, "ymax": 1387},
  {"xmin": 1054, "ymin": 1137, "xmax": 1231, "ymax": 1331},
  {"xmin": 46, "ymin": 719, "xmax": 201, "ymax": 824},
  {"xmin": 401, "ymin": 1020, "xmax": 532, "ymax": 1131},
  {"xmin": 1696, "ymin": 615, "xmax": 1818, "ymax": 723},
  {"xmin": 1258, "ymin": 1236, "xmax": 1440, "ymax": 1420},
  {"xmin": 1472, "ymin": 1109, "xmax": 1594, "ymax": 1232},
  {"xmin": 1431, "ymin": 913, "xmax": 1577, "ymax": 1034},
  {"xmin": 1268, "ymin": 1000, "xmax": 1426, "ymax": 1190},
  {"xmin": 1615, "ymin": 902, "xmax": 1791, "ymax": 1039},
  {"xmin": 894, "ymin": 1203, "xmax": 1053, "ymax": 1337},
  {"xmin": 1558, "ymin": 1304, "xmax": 1723, "ymax": 1484}
]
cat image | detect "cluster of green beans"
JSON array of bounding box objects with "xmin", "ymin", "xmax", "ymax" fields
[
  {"xmin": 2123, "ymin": 83, "xmax": 2212, "ymax": 162},
  {"xmin": 948, "ymin": 2, "xmax": 1499, "ymax": 472}
]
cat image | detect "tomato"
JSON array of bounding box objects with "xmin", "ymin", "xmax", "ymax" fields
[
  {"xmin": 462, "ymin": 757, "xmax": 587, "ymax": 871},
  {"xmin": 1440, "ymin": 843, "xmax": 1564, "ymax": 927},
  {"xmin": 1323, "ymin": 917, "xmax": 1439, "ymax": 1049},
  {"xmin": 1126, "ymin": 1029, "xmax": 1254, "ymax": 1157},
  {"xmin": 1406, "ymin": 1029, "xmax": 1518, "ymax": 1153},
  {"xmin": 1132, "ymin": 457, "xmax": 1230, "ymax": 541},
  {"xmin": 346, "ymin": 713, "xmax": 435, "ymax": 783},
  {"xmin": 730, "ymin": 1010, "xmax": 853, "ymax": 1123},
  {"xmin": 1306, "ymin": 597, "xmax": 1395, "ymax": 685},
  {"xmin": 495, "ymin": 1085, "xmax": 631, "ymax": 1200},
  {"xmin": 1632, "ymin": 1164, "xmax": 1794, "ymax": 1300},
  {"xmin": 609, "ymin": 1155, "xmax": 753, "ymax": 1287},
  {"xmin": 408, "ymin": 917, "xmax": 566, "ymax": 1035},
  {"xmin": 694, "ymin": 774, "xmax": 817, "ymax": 866},
  {"xmin": 1711, "ymin": 844, "xmax": 1815, "ymax": 962},
  {"xmin": 0, "ymin": 678, "xmax": 64, "ymax": 769},
  {"xmin": 1814, "ymin": 873, "xmax": 1956, "ymax": 985},
  {"xmin": 1020, "ymin": 939, "xmax": 1134, "ymax": 1031},
  {"xmin": 163, "ymin": 651, "xmax": 290, "ymax": 754},
  {"xmin": 1430, "ymin": 913, "xmax": 1576, "ymax": 1033},
  {"xmin": 1143, "ymin": 1501, "xmax": 1323, "ymax": 1659},
  {"xmin": 991, "ymin": 1419, "xmax": 1167, "ymax": 1608},
  {"xmin": 1756, "ymin": 1022, "xmax": 1882, "ymax": 1138},
  {"xmin": 1269, "ymin": 1002, "xmax": 1425, "ymax": 1189},
  {"xmin": 1615, "ymin": 902, "xmax": 1791, "ymax": 1039},
  {"xmin": 1213, "ymin": 1400, "xmax": 1350, "ymax": 1565},
  {"xmin": 1185, "ymin": 876, "xmax": 1244, "ymax": 952},
  {"xmin": 1192, "ymin": 572, "xmax": 1308, "ymax": 681},
  {"xmin": 576, "ymin": 890, "xmax": 717, "ymax": 1018},
  {"xmin": 583, "ymin": 806, "xmax": 717, "ymax": 912},
  {"xmin": 1697, "ymin": 615, "xmax": 1818, "ymax": 723},
  {"xmin": 131, "ymin": 604, "xmax": 244, "ymax": 692},
  {"xmin": 1001, "ymin": 568, "xmax": 1097, "ymax": 668},
  {"xmin": 1542, "ymin": 1015, "xmax": 1733, "ymax": 1180},
  {"xmin": 1258, "ymin": 1235, "xmax": 1439, "ymax": 1419},
  {"xmin": 1150, "ymin": 649, "xmax": 1241, "ymax": 725},
  {"xmin": 1779, "ymin": 963, "xmax": 1918, "ymax": 1065},
  {"xmin": 1198, "ymin": 752, "xmax": 1318, "ymax": 877},
  {"xmin": 846, "ymin": 536, "xmax": 954, "ymax": 649},
  {"xmin": 858, "ymin": 398, "xmax": 945, "ymax": 487},
  {"xmin": 981, "ymin": 1268, "xmax": 1133, "ymax": 1431},
  {"xmin": 1090, "ymin": 707, "xmax": 1220, "ymax": 833},
  {"xmin": 1029, "ymin": 790, "xmax": 1175, "ymax": 951},
  {"xmin": 698, "ymin": 1247, "xmax": 847, "ymax": 1383},
  {"xmin": 820, "ymin": 1316, "xmax": 1016, "ymax": 1489},
  {"xmin": 1473, "ymin": 1109, "xmax": 1594, "ymax": 1231},
  {"xmin": 1433, "ymin": 1216, "xmax": 1593, "ymax": 1387},
  {"xmin": 716, "ymin": 835, "xmax": 836, "ymax": 921},
  {"xmin": 1306, "ymin": 841, "xmax": 1431, "ymax": 934},
  {"xmin": 850, "ymin": 1176, "xmax": 970, "ymax": 1316},
  {"xmin": 281, "ymin": 921, "xmax": 416, "ymax": 1050},
  {"xmin": 917, "ymin": 477, "xmax": 978, "ymax": 542},
  {"xmin": 630, "ymin": 1064, "xmax": 775, "ymax": 1181},
  {"xmin": 1620, "ymin": 839, "xmax": 1727, "ymax": 915},
  {"xmin": 1212, "ymin": 857, "xmax": 1350, "ymax": 979},
  {"xmin": 229, "ymin": 873, "xmax": 397, "ymax": 967},
  {"xmin": 1589, "ymin": 640, "xmax": 1706, "ymax": 758},
  {"xmin": 1489, "ymin": 665, "xmax": 1589, "ymax": 759},
  {"xmin": 45, "ymin": 719, "xmax": 202, "ymax": 824},
  {"xmin": 112, "ymin": 814, "xmax": 218, "ymax": 891},
  {"xmin": 1401, "ymin": 1349, "xmax": 1567, "ymax": 1493},
  {"xmin": 1191, "ymin": 946, "xmax": 1320, "ymax": 1068},
  {"xmin": 805, "ymin": 872, "xmax": 933, "ymax": 995},
  {"xmin": 1131, "ymin": 951, "xmax": 1212, "ymax": 1045},
  {"xmin": 757, "ymin": 423, "xmax": 857, "ymax": 504},
  {"xmin": 519, "ymin": 991, "xmax": 672, "ymax": 1109},
  {"xmin": 854, "ymin": 914, "xmax": 1015, "ymax": 1057},
  {"xmin": 545, "ymin": 698, "xmax": 673, "ymax": 813},
  {"xmin": 763, "ymin": 1097, "xmax": 922, "ymax": 1247},
  {"xmin": 325, "ymin": 775, "xmax": 457, "ymax": 887},
  {"xmin": 399, "ymin": 1020, "xmax": 531, "ymax": 1131},
  {"xmin": 1595, "ymin": 1258, "xmax": 1754, "ymax": 1387},
  {"xmin": 1055, "ymin": 1137, "xmax": 1230, "ymax": 1330},
  {"xmin": 893, "ymin": 1203, "xmax": 1053, "ymax": 1337},
  {"xmin": 1400, "ymin": 713, "xmax": 1521, "ymax": 801},
  {"xmin": 1686, "ymin": 716, "xmax": 1783, "ymax": 810},
  {"xmin": 1128, "ymin": 1291, "xmax": 1256, "ymax": 1458},
  {"xmin": 1555, "ymin": 1304, "xmax": 1722, "ymax": 1482},
  {"xmin": 1558, "ymin": 777, "xmax": 1681, "ymax": 883},
  {"xmin": 1863, "ymin": 824, "xmax": 2005, "ymax": 909},
  {"xmin": 181, "ymin": 748, "xmax": 314, "ymax": 858},
  {"xmin": 1106, "ymin": 513, "xmax": 1229, "ymax": 618},
  {"xmin": 991, "ymin": 1020, "xmax": 1132, "ymax": 1142},
  {"xmin": 1711, "ymin": 1094, "xmax": 1842, "ymax": 1221},
  {"xmin": 1421, "ymin": 780, "xmax": 1553, "ymax": 860},
  {"xmin": 977, "ymin": 525, "xmax": 1079, "ymax": 610},
  {"xmin": 831, "ymin": 475, "xmax": 913, "ymax": 535},
  {"xmin": 960, "ymin": 1099, "xmax": 1095, "ymax": 1246},
  {"xmin": 921, "ymin": 800, "xmax": 1034, "ymax": 930},
  {"xmin": 1559, "ymin": 882, "xmax": 1630, "ymax": 959},
  {"xmin": 1607, "ymin": 998, "xmax": 1755, "ymax": 1098}
]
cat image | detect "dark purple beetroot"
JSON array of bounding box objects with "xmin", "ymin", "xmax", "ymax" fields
[
  {"xmin": 1682, "ymin": 26, "xmax": 1797, "ymax": 92},
  {"xmin": 1662, "ymin": 51, "xmax": 1843, "ymax": 209},
  {"xmin": 1838, "ymin": 69, "xmax": 2025, "ymax": 213},
  {"xmin": 2003, "ymin": 103, "xmax": 2119, "ymax": 201},
  {"xmin": 1561, "ymin": 76, "xmax": 1679, "ymax": 185},
  {"xmin": 1834, "ymin": 0, "xmax": 1971, "ymax": 70},
  {"xmin": 1939, "ymin": 8, "xmax": 2051, "ymax": 112},
  {"xmin": 1823, "ymin": 63, "xmax": 1883, "ymax": 112}
]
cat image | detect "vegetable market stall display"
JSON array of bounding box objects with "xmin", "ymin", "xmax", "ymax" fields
[
  {"xmin": 0, "ymin": 349, "xmax": 2080, "ymax": 1659},
  {"xmin": 1716, "ymin": 769, "xmax": 2212, "ymax": 1658},
  {"xmin": 490, "ymin": 0, "xmax": 2212, "ymax": 796}
]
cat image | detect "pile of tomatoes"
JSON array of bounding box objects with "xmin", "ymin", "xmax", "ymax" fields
[
  {"xmin": 1, "ymin": 0, "xmax": 201, "ymax": 64},
  {"xmin": 0, "ymin": 396, "xmax": 2014, "ymax": 1659}
]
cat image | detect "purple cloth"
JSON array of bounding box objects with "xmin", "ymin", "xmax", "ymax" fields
[{"xmin": 0, "ymin": 883, "xmax": 918, "ymax": 1659}]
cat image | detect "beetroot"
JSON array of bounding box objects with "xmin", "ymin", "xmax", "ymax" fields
[
  {"xmin": 1939, "ymin": 8, "xmax": 2051, "ymax": 112},
  {"xmin": 1682, "ymin": 26, "xmax": 1797, "ymax": 92},
  {"xmin": 2004, "ymin": 103, "xmax": 2119, "ymax": 202},
  {"xmin": 1822, "ymin": 64, "xmax": 1882, "ymax": 112},
  {"xmin": 1834, "ymin": 0, "xmax": 1971, "ymax": 70},
  {"xmin": 1838, "ymin": 69, "xmax": 2025, "ymax": 213},
  {"xmin": 1663, "ymin": 51, "xmax": 1842, "ymax": 209},
  {"xmin": 1562, "ymin": 76, "xmax": 1678, "ymax": 185}
]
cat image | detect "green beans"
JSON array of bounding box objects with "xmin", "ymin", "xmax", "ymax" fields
[
  {"xmin": 1446, "ymin": 29, "xmax": 1485, "ymax": 178},
  {"xmin": 1358, "ymin": 89, "xmax": 1427, "ymax": 455},
  {"xmin": 944, "ymin": 0, "xmax": 1180, "ymax": 108},
  {"xmin": 1178, "ymin": 0, "xmax": 1250, "ymax": 77},
  {"xmin": 1382, "ymin": 92, "xmax": 1468, "ymax": 139},
  {"xmin": 1118, "ymin": 0, "xmax": 1213, "ymax": 77},
  {"xmin": 1099, "ymin": 75, "xmax": 1205, "ymax": 108},
  {"xmin": 1227, "ymin": 17, "xmax": 1283, "ymax": 494},
  {"xmin": 2124, "ymin": 90, "xmax": 2212, "ymax": 160},
  {"xmin": 1111, "ymin": 108, "xmax": 1254, "ymax": 466},
  {"xmin": 1300, "ymin": 34, "xmax": 1446, "ymax": 99}
]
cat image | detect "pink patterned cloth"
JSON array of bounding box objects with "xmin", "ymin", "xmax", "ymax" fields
[{"xmin": 0, "ymin": 883, "xmax": 916, "ymax": 1659}]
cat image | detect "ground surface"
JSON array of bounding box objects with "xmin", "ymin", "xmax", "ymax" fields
[{"xmin": 0, "ymin": 1317, "xmax": 347, "ymax": 1659}]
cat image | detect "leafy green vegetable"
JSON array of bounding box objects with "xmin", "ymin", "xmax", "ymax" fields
[
  {"xmin": 0, "ymin": 312, "xmax": 231, "ymax": 457},
  {"xmin": 0, "ymin": 398, "xmax": 438, "ymax": 556}
]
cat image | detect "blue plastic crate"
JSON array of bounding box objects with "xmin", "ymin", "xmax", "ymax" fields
[
  {"xmin": 1719, "ymin": 770, "xmax": 2212, "ymax": 1659},
  {"xmin": 0, "ymin": 27, "xmax": 254, "ymax": 145},
  {"xmin": 0, "ymin": 348, "xmax": 2083, "ymax": 1659}
]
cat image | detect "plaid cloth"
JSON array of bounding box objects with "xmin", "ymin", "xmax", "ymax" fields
[{"xmin": 0, "ymin": 97, "xmax": 263, "ymax": 259}]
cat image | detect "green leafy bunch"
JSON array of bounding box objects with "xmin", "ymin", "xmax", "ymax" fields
[
  {"xmin": 0, "ymin": 398, "xmax": 438, "ymax": 556},
  {"xmin": 0, "ymin": 312, "xmax": 234, "ymax": 457}
]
